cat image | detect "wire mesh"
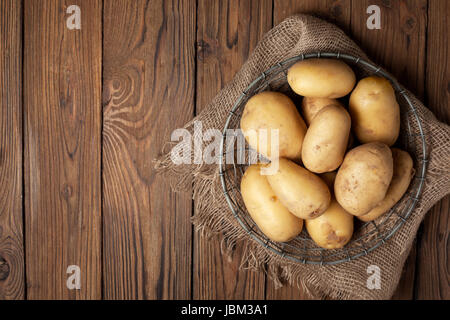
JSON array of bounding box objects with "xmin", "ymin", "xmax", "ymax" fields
[{"xmin": 218, "ymin": 52, "xmax": 428, "ymax": 265}]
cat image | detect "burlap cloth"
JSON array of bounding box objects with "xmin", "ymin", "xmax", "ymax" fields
[{"xmin": 155, "ymin": 15, "xmax": 450, "ymax": 299}]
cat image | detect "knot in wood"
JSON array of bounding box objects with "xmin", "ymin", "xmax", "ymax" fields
[{"xmin": 61, "ymin": 183, "xmax": 73, "ymax": 199}]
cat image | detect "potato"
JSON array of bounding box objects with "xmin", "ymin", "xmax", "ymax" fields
[
  {"xmin": 335, "ymin": 142, "xmax": 393, "ymax": 216},
  {"xmin": 287, "ymin": 59, "xmax": 356, "ymax": 98},
  {"xmin": 241, "ymin": 91, "xmax": 307, "ymax": 162},
  {"xmin": 266, "ymin": 158, "xmax": 331, "ymax": 219},
  {"xmin": 301, "ymin": 97, "xmax": 345, "ymax": 126},
  {"xmin": 241, "ymin": 164, "xmax": 303, "ymax": 242},
  {"xmin": 302, "ymin": 104, "xmax": 351, "ymax": 173},
  {"xmin": 306, "ymin": 199, "xmax": 354, "ymax": 249},
  {"xmin": 359, "ymin": 148, "xmax": 415, "ymax": 222},
  {"xmin": 349, "ymin": 76, "xmax": 400, "ymax": 146}
]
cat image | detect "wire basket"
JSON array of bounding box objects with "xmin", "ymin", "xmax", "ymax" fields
[{"xmin": 218, "ymin": 52, "xmax": 428, "ymax": 265}]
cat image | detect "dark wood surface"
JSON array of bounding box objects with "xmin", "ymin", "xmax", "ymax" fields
[{"xmin": 0, "ymin": 0, "xmax": 448, "ymax": 300}]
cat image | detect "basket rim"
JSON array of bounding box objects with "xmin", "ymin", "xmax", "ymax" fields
[{"xmin": 218, "ymin": 52, "xmax": 428, "ymax": 265}]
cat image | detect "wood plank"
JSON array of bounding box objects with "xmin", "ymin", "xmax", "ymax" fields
[
  {"xmin": 0, "ymin": 0, "xmax": 25, "ymax": 300},
  {"xmin": 415, "ymin": 0, "xmax": 450, "ymax": 300},
  {"xmin": 24, "ymin": 0, "xmax": 102, "ymax": 299},
  {"xmin": 193, "ymin": 0, "xmax": 271, "ymax": 299},
  {"xmin": 424, "ymin": 0, "xmax": 450, "ymax": 123},
  {"xmin": 102, "ymin": 0, "xmax": 195, "ymax": 299},
  {"xmin": 350, "ymin": 0, "xmax": 427, "ymax": 300},
  {"xmin": 268, "ymin": 0, "xmax": 351, "ymax": 300}
]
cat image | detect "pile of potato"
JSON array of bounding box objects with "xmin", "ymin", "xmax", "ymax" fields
[{"xmin": 240, "ymin": 58, "xmax": 415, "ymax": 249}]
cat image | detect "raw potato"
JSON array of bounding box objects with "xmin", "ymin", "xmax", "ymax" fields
[
  {"xmin": 335, "ymin": 142, "xmax": 393, "ymax": 216},
  {"xmin": 241, "ymin": 164, "xmax": 303, "ymax": 242},
  {"xmin": 302, "ymin": 105, "xmax": 351, "ymax": 173},
  {"xmin": 240, "ymin": 91, "xmax": 306, "ymax": 162},
  {"xmin": 349, "ymin": 76, "xmax": 400, "ymax": 146},
  {"xmin": 306, "ymin": 199, "xmax": 354, "ymax": 249},
  {"xmin": 301, "ymin": 97, "xmax": 345, "ymax": 126},
  {"xmin": 266, "ymin": 158, "xmax": 331, "ymax": 219},
  {"xmin": 287, "ymin": 59, "xmax": 356, "ymax": 98},
  {"xmin": 359, "ymin": 148, "xmax": 415, "ymax": 222},
  {"xmin": 309, "ymin": 171, "xmax": 353, "ymax": 249}
]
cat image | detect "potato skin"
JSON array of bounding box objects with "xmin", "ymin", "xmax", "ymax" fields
[
  {"xmin": 359, "ymin": 148, "xmax": 414, "ymax": 222},
  {"xmin": 335, "ymin": 142, "xmax": 394, "ymax": 216},
  {"xmin": 241, "ymin": 164, "xmax": 303, "ymax": 242},
  {"xmin": 349, "ymin": 76, "xmax": 400, "ymax": 146},
  {"xmin": 266, "ymin": 158, "xmax": 331, "ymax": 219},
  {"xmin": 287, "ymin": 59, "xmax": 356, "ymax": 98},
  {"xmin": 306, "ymin": 199, "xmax": 354, "ymax": 249},
  {"xmin": 240, "ymin": 91, "xmax": 307, "ymax": 162},
  {"xmin": 302, "ymin": 105, "xmax": 351, "ymax": 173},
  {"xmin": 301, "ymin": 97, "xmax": 345, "ymax": 126}
]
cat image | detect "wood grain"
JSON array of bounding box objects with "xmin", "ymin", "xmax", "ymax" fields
[
  {"xmin": 102, "ymin": 0, "xmax": 196, "ymax": 299},
  {"xmin": 269, "ymin": 0, "xmax": 351, "ymax": 300},
  {"xmin": 274, "ymin": 0, "xmax": 351, "ymax": 32},
  {"xmin": 415, "ymin": 0, "xmax": 450, "ymax": 300},
  {"xmin": 0, "ymin": 0, "xmax": 25, "ymax": 300},
  {"xmin": 424, "ymin": 0, "xmax": 450, "ymax": 124},
  {"xmin": 194, "ymin": 0, "xmax": 271, "ymax": 299},
  {"xmin": 24, "ymin": 0, "xmax": 102, "ymax": 299}
]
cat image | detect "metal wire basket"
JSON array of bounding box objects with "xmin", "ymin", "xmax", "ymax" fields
[{"xmin": 218, "ymin": 52, "xmax": 428, "ymax": 265}]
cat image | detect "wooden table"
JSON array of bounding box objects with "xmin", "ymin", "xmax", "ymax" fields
[{"xmin": 0, "ymin": 0, "xmax": 448, "ymax": 300}]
